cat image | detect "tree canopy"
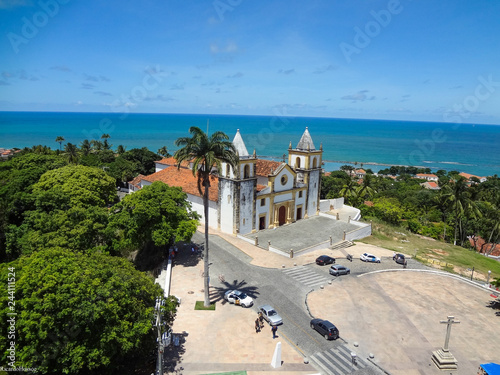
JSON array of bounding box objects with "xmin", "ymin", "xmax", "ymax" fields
[{"xmin": 0, "ymin": 248, "xmax": 169, "ymax": 374}]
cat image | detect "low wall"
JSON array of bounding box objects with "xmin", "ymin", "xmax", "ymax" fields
[{"xmin": 345, "ymin": 222, "xmax": 372, "ymax": 241}]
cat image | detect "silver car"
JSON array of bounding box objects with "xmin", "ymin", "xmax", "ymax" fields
[
  {"xmin": 329, "ymin": 264, "xmax": 350, "ymax": 276},
  {"xmin": 258, "ymin": 305, "xmax": 283, "ymax": 326}
]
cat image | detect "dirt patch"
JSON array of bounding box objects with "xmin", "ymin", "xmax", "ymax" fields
[{"xmin": 428, "ymin": 248, "xmax": 449, "ymax": 256}]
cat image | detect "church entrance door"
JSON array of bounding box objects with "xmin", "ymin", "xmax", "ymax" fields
[
  {"xmin": 296, "ymin": 207, "xmax": 302, "ymax": 221},
  {"xmin": 278, "ymin": 206, "xmax": 286, "ymax": 226},
  {"xmin": 259, "ymin": 216, "xmax": 266, "ymax": 230}
]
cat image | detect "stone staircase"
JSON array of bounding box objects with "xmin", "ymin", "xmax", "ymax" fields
[{"xmin": 330, "ymin": 240, "xmax": 353, "ymax": 252}]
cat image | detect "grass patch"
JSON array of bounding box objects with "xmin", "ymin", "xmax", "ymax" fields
[
  {"xmin": 195, "ymin": 301, "xmax": 216, "ymax": 310},
  {"xmin": 359, "ymin": 219, "xmax": 500, "ymax": 281}
]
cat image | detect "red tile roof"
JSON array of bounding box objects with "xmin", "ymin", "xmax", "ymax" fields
[
  {"xmin": 427, "ymin": 181, "xmax": 439, "ymax": 189},
  {"xmin": 255, "ymin": 159, "xmax": 282, "ymax": 176},
  {"xmin": 256, "ymin": 184, "xmax": 267, "ymax": 192},
  {"xmin": 416, "ymin": 173, "xmax": 438, "ymax": 178},
  {"xmin": 129, "ymin": 174, "xmax": 144, "ymax": 189},
  {"xmin": 459, "ymin": 172, "xmax": 483, "ymax": 180},
  {"xmin": 142, "ymin": 166, "xmax": 219, "ymax": 202},
  {"xmin": 156, "ymin": 157, "xmax": 191, "ymax": 168}
]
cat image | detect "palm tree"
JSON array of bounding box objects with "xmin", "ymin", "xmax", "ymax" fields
[
  {"xmin": 174, "ymin": 127, "xmax": 239, "ymax": 307},
  {"xmin": 90, "ymin": 139, "xmax": 103, "ymax": 152},
  {"xmin": 64, "ymin": 142, "xmax": 79, "ymax": 164},
  {"xmin": 55, "ymin": 136, "xmax": 65, "ymax": 151},
  {"xmin": 101, "ymin": 134, "xmax": 111, "ymax": 150},
  {"xmin": 157, "ymin": 146, "xmax": 170, "ymax": 158},
  {"xmin": 441, "ymin": 176, "xmax": 481, "ymax": 245},
  {"xmin": 116, "ymin": 145, "xmax": 126, "ymax": 155},
  {"xmin": 80, "ymin": 139, "xmax": 91, "ymax": 156}
]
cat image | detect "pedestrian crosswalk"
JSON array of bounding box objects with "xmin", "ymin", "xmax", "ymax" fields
[
  {"xmin": 282, "ymin": 265, "xmax": 331, "ymax": 288},
  {"xmin": 309, "ymin": 345, "xmax": 368, "ymax": 375}
]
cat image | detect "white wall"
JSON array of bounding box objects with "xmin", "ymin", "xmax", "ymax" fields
[
  {"xmin": 238, "ymin": 181, "xmax": 254, "ymax": 234},
  {"xmin": 307, "ymin": 170, "xmax": 320, "ymax": 215},
  {"xmin": 219, "ymin": 180, "xmax": 234, "ymax": 234},
  {"xmin": 274, "ymin": 192, "xmax": 293, "ymax": 204},
  {"xmin": 274, "ymin": 169, "xmax": 294, "ymax": 192},
  {"xmin": 188, "ymin": 194, "xmax": 218, "ymax": 228}
]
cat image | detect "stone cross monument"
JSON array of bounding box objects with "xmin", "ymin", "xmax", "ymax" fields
[{"xmin": 431, "ymin": 315, "xmax": 460, "ymax": 370}]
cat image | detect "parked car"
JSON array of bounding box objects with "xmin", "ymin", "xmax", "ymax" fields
[
  {"xmin": 258, "ymin": 305, "xmax": 283, "ymax": 326},
  {"xmin": 316, "ymin": 255, "xmax": 335, "ymax": 265},
  {"xmin": 329, "ymin": 264, "xmax": 350, "ymax": 276},
  {"xmin": 224, "ymin": 290, "xmax": 253, "ymax": 307},
  {"xmin": 360, "ymin": 253, "xmax": 381, "ymax": 263},
  {"xmin": 310, "ymin": 318, "xmax": 339, "ymax": 340},
  {"xmin": 393, "ymin": 253, "xmax": 406, "ymax": 264}
]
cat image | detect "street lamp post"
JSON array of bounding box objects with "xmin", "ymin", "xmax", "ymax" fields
[{"xmin": 487, "ymin": 270, "xmax": 492, "ymax": 286}]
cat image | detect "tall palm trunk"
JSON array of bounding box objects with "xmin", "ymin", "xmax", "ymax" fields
[{"xmin": 203, "ymin": 179, "xmax": 210, "ymax": 307}]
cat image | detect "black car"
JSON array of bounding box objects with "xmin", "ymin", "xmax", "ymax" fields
[
  {"xmin": 316, "ymin": 255, "xmax": 335, "ymax": 266},
  {"xmin": 393, "ymin": 253, "xmax": 406, "ymax": 264},
  {"xmin": 310, "ymin": 318, "xmax": 339, "ymax": 340}
]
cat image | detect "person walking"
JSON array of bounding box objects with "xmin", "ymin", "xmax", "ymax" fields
[
  {"xmin": 255, "ymin": 319, "xmax": 260, "ymax": 333},
  {"xmin": 271, "ymin": 325, "xmax": 278, "ymax": 339}
]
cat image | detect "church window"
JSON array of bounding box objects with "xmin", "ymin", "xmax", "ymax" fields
[
  {"xmin": 260, "ymin": 198, "xmax": 265, "ymax": 206},
  {"xmin": 312, "ymin": 158, "xmax": 317, "ymax": 168},
  {"xmin": 226, "ymin": 164, "xmax": 230, "ymax": 177},
  {"xmin": 242, "ymin": 195, "xmax": 246, "ymax": 203},
  {"xmin": 296, "ymin": 157, "xmax": 301, "ymax": 168},
  {"xmin": 243, "ymin": 218, "xmax": 246, "ymax": 225},
  {"xmin": 244, "ymin": 164, "xmax": 250, "ymax": 179},
  {"xmin": 281, "ymin": 175, "xmax": 288, "ymax": 185},
  {"xmin": 299, "ymin": 191, "xmax": 303, "ymax": 198}
]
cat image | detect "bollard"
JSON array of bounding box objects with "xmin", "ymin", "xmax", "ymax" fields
[
  {"xmin": 336, "ymin": 212, "xmax": 340, "ymax": 220},
  {"xmin": 268, "ymin": 240, "xmax": 271, "ymax": 250},
  {"xmin": 290, "ymin": 249, "xmax": 294, "ymax": 258},
  {"xmin": 329, "ymin": 235, "xmax": 332, "ymax": 246},
  {"xmin": 343, "ymin": 231, "xmax": 346, "ymax": 241},
  {"xmin": 348, "ymin": 215, "xmax": 351, "ymax": 223},
  {"xmin": 255, "ymin": 236, "xmax": 259, "ymax": 246}
]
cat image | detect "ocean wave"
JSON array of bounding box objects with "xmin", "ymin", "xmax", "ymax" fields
[{"xmin": 423, "ymin": 161, "xmax": 475, "ymax": 166}]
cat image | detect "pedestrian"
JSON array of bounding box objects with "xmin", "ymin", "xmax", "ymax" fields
[
  {"xmin": 255, "ymin": 319, "xmax": 260, "ymax": 333},
  {"xmin": 271, "ymin": 325, "xmax": 278, "ymax": 339},
  {"xmin": 258, "ymin": 312, "xmax": 264, "ymax": 328}
]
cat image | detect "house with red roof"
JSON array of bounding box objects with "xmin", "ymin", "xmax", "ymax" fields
[
  {"xmin": 415, "ymin": 173, "xmax": 438, "ymax": 182},
  {"xmin": 420, "ymin": 181, "xmax": 440, "ymax": 190},
  {"xmin": 129, "ymin": 128, "xmax": 323, "ymax": 235},
  {"xmin": 459, "ymin": 172, "xmax": 487, "ymax": 184}
]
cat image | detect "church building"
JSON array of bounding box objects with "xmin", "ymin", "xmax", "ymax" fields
[{"xmin": 130, "ymin": 128, "xmax": 323, "ymax": 235}]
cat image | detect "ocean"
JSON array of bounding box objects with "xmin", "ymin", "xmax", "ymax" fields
[{"xmin": 1, "ymin": 111, "xmax": 499, "ymax": 177}]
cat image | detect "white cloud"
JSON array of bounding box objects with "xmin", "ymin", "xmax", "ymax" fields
[{"xmin": 341, "ymin": 90, "xmax": 375, "ymax": 102}]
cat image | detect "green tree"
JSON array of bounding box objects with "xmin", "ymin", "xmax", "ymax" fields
[
  {"xmin": 106, "ymin": 181, "xmax": 199, "ymax": 259},
  {"xmin": 80, "ymin": 139, "xmax": 92, "ymax": 156},
  {"xmin": 121, "ymin": 147, "xmax": 160, "ymax": 175},
  {"xmin": 101, "ymin": 133, "xmax": 112, "ymax": 150},
  {"xmin": 64, "ymin": 142, "xmax": 79, "ymax": 164},
  {"xmin": 0, "ymin": 249, "xmax": 171, "ymax": 374},
  {"xmin": 441, "ymin": 176, "xmax": 481, "ymax": 245},
  {"xmin": 32, "ymin": 164, "xmax": 116, "ymax": 210},
  {"xmin": 157, "ymin": 146, "xmax": 170, "ymax": 158},
  {"xmin": 55, "ymin": 135, "xmax": 65, "ymax": 151},
  {"xmin": 174, "ymin": 127, "xmax": 238, "ymax": 306},
  {"xmin": 116, "ymin": 144, "xmax": 126, "ymax": 155}
]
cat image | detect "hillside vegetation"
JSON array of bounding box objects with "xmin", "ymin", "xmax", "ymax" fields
[{"xmin": 359, "ymin": 219, "xmax": 500, "ymax": 282}]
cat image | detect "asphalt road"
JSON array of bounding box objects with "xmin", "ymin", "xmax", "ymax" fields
[{"xmin": 193, "ymin": 232, "xmax": 348, "ymax": 357}]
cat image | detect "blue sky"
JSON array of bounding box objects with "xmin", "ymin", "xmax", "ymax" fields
[{"xmin": 1, "ymin": 0, "xmax": 500, "ymax": 124}]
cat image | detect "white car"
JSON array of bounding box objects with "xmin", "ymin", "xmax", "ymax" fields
[
  {"xmin": 224, "ymin": 290, "xmax": 254, "ymax": 307},
  {"xmin": 360, "ymin": 252, "xmax": 381, "ymax": 263}
]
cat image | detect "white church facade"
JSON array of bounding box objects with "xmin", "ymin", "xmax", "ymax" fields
[{"xmin": 129, "ymin": 128, "xmax": 324, "ymax": 235}]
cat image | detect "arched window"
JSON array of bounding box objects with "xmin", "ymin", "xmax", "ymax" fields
[
  {"xmin": 244, "ymin": 164, "xmax": 250, "ymax": 179},
  {"xmin": 312, "ymin": 157, "xmax": 317, "ymax": 168},
  {"xmin": 296, "ymin": 157, "xmax": 301, "ymax": 168},
  {"xmin": 226, "ymin": 164, "xmax": 230, "ymax": 177}
]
